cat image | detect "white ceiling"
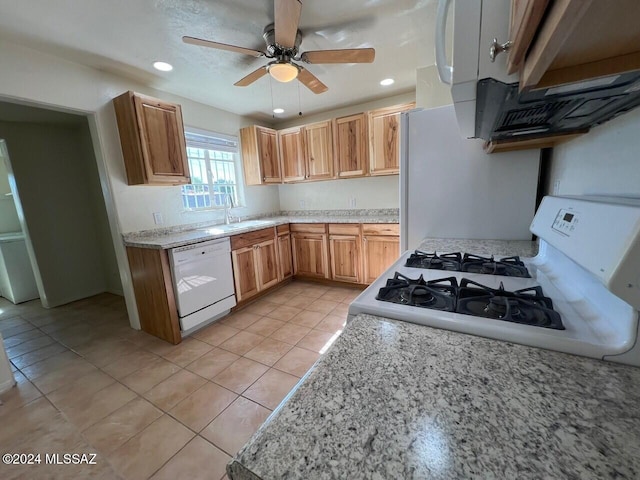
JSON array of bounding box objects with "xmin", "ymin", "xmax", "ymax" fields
[{"xmin": 0, "ymin": 0, "xmax": 437, "ymax": 122}]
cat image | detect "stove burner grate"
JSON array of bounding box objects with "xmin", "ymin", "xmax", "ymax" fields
[
  {"xmin": 376, "ymin": 274, "xmax": 564, "ymax": 330},
  {"xmin": 404, "ymin": 251, "xmax": 462, "ymax": 271},
  {"xmin": 456, "ymin": 279, "xmax": 564, "ymax": 329},
  {"xmin": 376, "ymin": 273, "xmax": 457, "ymax": 311},
  {"xmin": 461, "ymin": 254, "xmax": 531, "ymax": 278}
]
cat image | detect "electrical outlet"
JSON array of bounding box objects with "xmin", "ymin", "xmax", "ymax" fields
[
  {"xmin": 348, "ymin": 196, "xmax": 357, "ymax": 208},
  {"xmin": 153, "ymin": 212, "xmax": 164, "ymax": 225},
  {"xmin": 553, "ymin": 181, "xmax": 561, "ymax": 195},
  {"xmin": 299, "ymin": 199, "xmax": 306, "ymax": 208}
]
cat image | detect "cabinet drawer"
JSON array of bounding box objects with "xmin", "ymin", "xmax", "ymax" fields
[
  {"xmin": 276, "ymin": 224, "xmax": 290, "ymax": 235},
  {"xmin": 328, "ymin": 224, "xmax": 360, "ymax": 236},
  {"xmin": 290, "ymin": 223, "xmax": 327, "ymax": 234},
  {"xmin": 230, "ymin": 227, "xmax": 275, "ymax": 250},
  {"xmin": 362, "ymin": 223, "xmax": 399, "ymax": 236}
]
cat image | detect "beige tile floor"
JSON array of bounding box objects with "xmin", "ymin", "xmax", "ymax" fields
[{"xmin": 0, "ymin": 280, "xmax": 355, "ymax": 480}]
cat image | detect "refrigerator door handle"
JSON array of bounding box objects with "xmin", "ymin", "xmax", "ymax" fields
[{"xmin": 435, "ymin": 0, "xmax": 453, "ymax": 85}]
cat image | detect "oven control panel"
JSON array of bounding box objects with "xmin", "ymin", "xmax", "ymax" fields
[{"xmin": 552, "ymin": 209, "xmax": 580, "ymax": 236}]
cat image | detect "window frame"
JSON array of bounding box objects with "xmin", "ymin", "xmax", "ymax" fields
[{"xmin": 181, "ymin": 126, "xmax": 245, "ymax": 211}]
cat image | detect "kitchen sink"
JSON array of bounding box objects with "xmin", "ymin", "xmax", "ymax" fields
[{"xmin": 196, "ymin": 219, "xmax": 275, "ymax": 235}]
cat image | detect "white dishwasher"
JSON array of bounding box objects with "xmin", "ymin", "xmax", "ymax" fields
[{"xmin": 169, "ymin": 237, "xmax": 236, "ymax": 333}]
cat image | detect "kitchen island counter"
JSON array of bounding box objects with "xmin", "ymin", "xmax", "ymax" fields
[{"xmin": 228, "ymin": 313, "xmax": 640, "ymax": 479}]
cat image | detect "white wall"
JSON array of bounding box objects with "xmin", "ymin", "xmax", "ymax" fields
[
  {"xmin": 0, "ymin": 157, "xmax": 21, "ymax": 233},
  {"xmin": 547, "ymin": 108, "xmax": 640, "ymax": 197},
  {"xmin": 415, "ymin": 65, "xmax": 452, "ymax": 109},
  {"xmin": 279, "ymin": 176, "xmax": 399, "ymax": 211},
  {"xmin": 78, "ymin": 122, "xmax": 122, "ymax": 294},
  {"xmin": 0, "ymin": 122, "xmax": 113, "ymax": 307}
]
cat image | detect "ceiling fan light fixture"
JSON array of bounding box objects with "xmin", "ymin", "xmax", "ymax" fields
[
  {"xmin": 380, "ymin": 78, "xmax": 394, "ymax": 86},
  {"xmin": 273, "ymin": 108, "xmax": 285, "ymax": 114},
  {"xmin": 153, "ymin": 61, "xmax": 173, "ymax": 72},
  {"xmin": 268, "ymin": 62, "xmax": 299, "ymax": 83}
]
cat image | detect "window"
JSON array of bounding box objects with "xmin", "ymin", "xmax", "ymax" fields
[{"xmin": 181, "ymin": 129, "xmax": 243, "ymax": 210}]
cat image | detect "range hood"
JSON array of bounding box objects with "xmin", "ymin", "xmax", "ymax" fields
[{"xmin": 475, "ymin": 71, "xmax": 640, "ymax": 142}]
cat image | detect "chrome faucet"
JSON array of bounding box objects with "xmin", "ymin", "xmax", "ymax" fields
[{"xmin": 224, "ymin": 193, "xmax": 235, "ymax": 224}]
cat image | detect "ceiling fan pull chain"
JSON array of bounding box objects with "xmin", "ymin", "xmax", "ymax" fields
[
  {"xmin": 298, "ymin": 81, "xmax": 302, "ymax": 116},
  {"xmin": 270, "ymin": 76, "xmax": 275, "ymax": 119}
]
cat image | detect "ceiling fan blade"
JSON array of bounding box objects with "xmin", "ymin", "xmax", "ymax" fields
[
  {"xmin": 301, "ymin": 48, "xmax": 375, "ymax": 64},
  {"xmin": 234, "ymin": 66, "xmax": 268, "ymax": 86},
  {"xmin": 297, "ymin": 68, "xmax": 328, "ymax": 94},
  {"xmin": 183, "ymin": 36, "xmax": 264, "ymax": 58},
  {"xmin": 275, "ymin": 0, "xmax": 302, "ymax": 48}
]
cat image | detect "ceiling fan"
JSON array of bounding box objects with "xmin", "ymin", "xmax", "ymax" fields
[{"xmin": 182, "ymin": 0, "xmax": 375, "ymax": 94}]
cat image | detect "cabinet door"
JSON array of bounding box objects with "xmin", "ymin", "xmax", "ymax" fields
[
  {"xmin": 362, "ymin": 235, "xmax": 400, "ymax": 284},
  {"xmin": 333, "ymin": 113, "xmax": 368, "ymax": 178},
  {"xmin": 368, "ymin": 104, "xmax": 413, "ymax": 176},
  {"xmin": 256, "ymin": 127, "xmax": 282, "ymax": 184},
  {"xmin": 329, "ymin": 234, "xmax": 360, "ymax": 283},
  {"xmin": 304, "ymin": 121, "xmax": 334, "ymax": 180},
  {"xmin": 114, "ymin": 91, "xmax": 190, "ymax": 185},
  {"xmin": 255, "ymin": 239, "xmax": 279, "ymax": 291},
  {"xmin": 507, "ymin": 0, "xmax": 550, "ymax": 74},
  {"xmin": 134, "ymin": 96, "xmax": 190, "ymax": 184},
  {"xmin": 231, "ymin": 246, "xmax": 259, "ymax": 302},
  {"xmin": 278, "ymin": 127, "xmax": 306, "ymax": 182},
  {"xmin": 277, "ymin": 233, "xmax": 293, "ymax": 280},
  {"xmin": 292, "ymin": 233, "xmax": 329, "ymax": 279}
]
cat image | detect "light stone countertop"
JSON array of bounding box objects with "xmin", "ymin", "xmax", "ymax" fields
[
  {"xmin": 417, "ymin": 237, "xmax": 539, "ymax": 258},
  {"xmin": 123, "ymin": 211, "xmax": 399, "ymax": 250},
  {"xmin": 228, "ymin": 313, "xmax": 640, "ymax": 480}
]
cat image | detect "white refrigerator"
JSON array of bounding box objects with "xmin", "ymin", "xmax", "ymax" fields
[{"xmin": 400, "ymin": 105, "xmax": 541, "ymax": 250}]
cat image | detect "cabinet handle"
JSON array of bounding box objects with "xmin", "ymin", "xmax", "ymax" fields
[
  {"xmin": 489, "ymin": 38, "xmax": 512, "ymax": 62},
  {"xmin": 262, "ymin": 176, "xmax": 266, "ymax": 182}
]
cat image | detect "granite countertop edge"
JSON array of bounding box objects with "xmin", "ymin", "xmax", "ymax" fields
[{"xmin": 123, "ymin": 213, "xmax": 399, "ymax": 249}]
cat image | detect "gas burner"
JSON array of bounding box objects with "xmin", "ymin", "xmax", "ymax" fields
[
  {"xmin": 456, "ymin": 279, "xmax": 564, "ymax": 329},
  {"xmin": 376, "ymin": 273, "xmax": 457, "ymax": 311},
  {"xmin": 405, "ymin": 251, "xmax": 462, "ymax": 271},
  {"xmin": 461, "ymin": 254, "xmax": 531, "ymax": 278}
]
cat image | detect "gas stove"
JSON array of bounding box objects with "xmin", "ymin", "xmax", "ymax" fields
[
  {"xmin": 376, "ymin": 272, "xmax": 563, "ymax": 330},
  {"xmin": 404, "ymin": 251, "xmax": 531, "ymax": 278},
  {"xmin": 349, "ymin": 196, "xmax": 640, "ymax": 367}
]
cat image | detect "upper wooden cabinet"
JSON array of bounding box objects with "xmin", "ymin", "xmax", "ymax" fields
[
  {"xmin": 113, "ymin": 91, "xmax": 190, "ymax": 186},
  {"xmin": 333, "ymin": 113, "xmax": 368, "ymax": 178},
  {"xmin": 304, "ymin": 121, "xmax": 334, "ymax": 181},
  {"xmin": 278, "ymin": 127, "xmax": 306, "ymax": 183},
  {"xmin": 279, "ymin": 122, "xmax": 334, "ymax": 183},
  {"xmin": 240, "ymin": 126, "xmax": 281, "ymax": 185},
  {"xmin": 368, "ymin": 103, "xmax": 414, "ymax": 176},
  {"xmin": 510, "ymin": 0, "xmax": 640, "ymax": 90}
]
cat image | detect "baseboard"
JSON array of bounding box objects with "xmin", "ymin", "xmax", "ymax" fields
[{"xmin": 0, "ymin": 376, "xmax": 16, "ymax": 395}]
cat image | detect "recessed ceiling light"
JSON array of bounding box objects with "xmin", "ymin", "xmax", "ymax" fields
[
  {"xmin": 153, "ymin": 61, "xmax": 173, "ymax": 72},
  {"xmin": 380, "ymin": 78, "xmax": 395, "ymax": 86},
  {"xmin": 273, "ymin": 108, "xmax": 284, "ymax": 114}
]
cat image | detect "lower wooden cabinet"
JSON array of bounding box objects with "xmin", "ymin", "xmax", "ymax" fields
[
  {"xmin": 362, "ymin": 224, "xmax": 400, "ymax": 284},
  {"xmin": 291, "ymin": 224, "xmax": 330, "ymax": 279},
  {"xmin": 277, "ymin": 232, "xmax": 293, "ymax": 281},
  {"xmin": 328, "ymin": 224, "xmax": 361, "ymax": 283},
  {"xmin": 126, "ymin": 246, "xmax": 181, "ymax": 344},
  {"xmin": 231, "ymin": 228, "xmax": 280, "ymax": 303}
]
